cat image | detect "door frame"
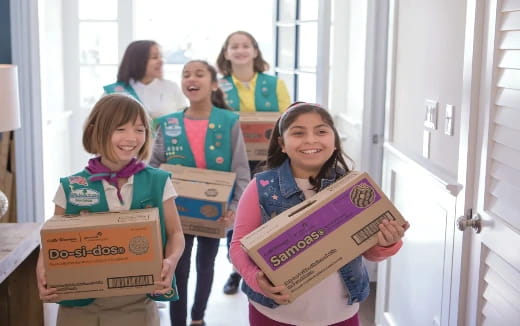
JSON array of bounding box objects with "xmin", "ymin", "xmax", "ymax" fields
[{"xmin": 454, "ymin": 0, "xmax": 489, "ymax": 324}]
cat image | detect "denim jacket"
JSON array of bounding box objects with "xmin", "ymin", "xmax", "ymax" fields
[{"xmin": 241, "ymin": 159, "xmax": 370, "ymax": 308}]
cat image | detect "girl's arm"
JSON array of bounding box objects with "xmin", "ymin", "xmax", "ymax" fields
[
  {"xmin": 230, "ymin": 180, "xmax": 291, "ymax": 304},
  {"xmin": 229, "ymin": 179, "xmax": 263, "ymax": 293},
  {"xmin": 149, "ymin": 126, "xmax": 167, "ymax": 168},
  {"xmin": 155, "ymin": 197, "xmax": 185, "ymax": 294},
  {"xmin": 229, "ymin": 121, "xmax": 251, "ymax": 212},
  {"xmin": 220, "ymin": 121, "xmax": 250, "ymax": 228}
]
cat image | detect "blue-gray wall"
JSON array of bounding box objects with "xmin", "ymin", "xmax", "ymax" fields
[{"xmin": 0, "ymin": 0, "xmax": 12, "ymax": 63}]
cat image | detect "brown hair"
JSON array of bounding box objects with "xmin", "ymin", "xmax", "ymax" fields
[
  {"xmin": 264, "ymin": 102, "xmax": 353, "ymax": 190},
  {"xmin": 117, "ymin": 40, "xmax": 158, "ymax": 84},
  {"xmin": 184, "ymin": 60, "xmax": 232, "ymax": 111},
  {"xmin": 83, "ymin": 94, "xmax": 152, "ymax": 162},
  {"xmin": 216, "ymin": 31, "xmax": 269, "ymax": 76}
]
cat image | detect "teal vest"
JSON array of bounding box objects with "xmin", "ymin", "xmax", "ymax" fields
[
  {"xmin": 155, "ymin": 107, "xmax": 238, "ymax": 171},
  {"xmin": 58, "ymin": 166, "xmax": 179, "ymax": 306},
  {"xmin": 220, "ymin": 73, "xmax": 279, "ymax": 112},
  {"xmin": 103, "ymin": 82, "xmax": 141, "ymax": 102}
]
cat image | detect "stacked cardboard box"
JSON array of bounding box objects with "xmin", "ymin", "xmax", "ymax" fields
[
  {"xmin": 239, "ymin": 112, "xmax": 281, "ymax": 161},
  {"xmin": 160, "ymin": 164, "xmax": 236, "ymax": 238}
]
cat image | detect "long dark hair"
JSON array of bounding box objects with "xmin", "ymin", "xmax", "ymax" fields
[
  {"xmin": 117, "ymin": 40, "xmax": 158, "ymax": 84},
  {"xmin": 216, "ymin": 31, "xmax": 269, "ymax": 76},
  {"xmin": 185, "ymin": 60, "xmax": 232, "ymax": 111},
  {"xmin": 265, "ymin": 102, "xmax": 353, "ymax": 190}
]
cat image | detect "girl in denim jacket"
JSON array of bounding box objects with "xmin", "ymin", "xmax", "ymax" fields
[{"xmin": 230, "ymin": 102, "xmax": 409, "ymax": 326}]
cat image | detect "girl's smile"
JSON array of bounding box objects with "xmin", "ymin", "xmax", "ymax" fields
[
  {"xmin": 225, "ymin": 33, "xmax": 258, "ymax": 66},
  {"xmin": 182, "ymin": 62, "xmax": 217, "ymax": 103},
  {"xmin": 104, "ymin": 117, "xmax": 146, "ymax": 171},
  {"xmin": 280, "ymin": 112, "xmax": 336, "ymax": 178}
]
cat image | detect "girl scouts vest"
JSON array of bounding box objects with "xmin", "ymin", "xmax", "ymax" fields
[
  {"xmin": 155, "ymin": 107, "xmax": 238, "ymax": 171},
  {"xmin": 103, "ymin": 82, "xmax": 141, "ymax": 102},
  {"xmin": 58, "ymin": 166, "xmax": 179, "ymax": 307},
  {"xmin": 219, "ymin": 73, "xmax": 279, "ymax": 112}
]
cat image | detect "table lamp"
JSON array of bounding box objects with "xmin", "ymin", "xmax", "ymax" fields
[{"xmin": 0, "ymin": 64, "xmax": 21, "ymax": 217}]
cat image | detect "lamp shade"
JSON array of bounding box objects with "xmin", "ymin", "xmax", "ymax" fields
[{"xmin": 0, "ymin": 64, "xmax": 21, "ymax": 132}]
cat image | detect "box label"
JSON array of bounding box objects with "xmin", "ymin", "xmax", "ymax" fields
[
  {"xmin": 241, "ymin": 123, "xmax": 275, "ymax": 143},
  {"xmin": 351, "ymin": 210, "xmax": 396, "ymax": 245},
  {"xmin": 43, "ymin": 226, "xmax": 156, "ymax": 268},
  {"xmin": 107, "ymin": 274, "xmax": 155, "ymax": 289},
  {"xmin": 257, "ymin": 178, "xmax": 381, "ymax": 270},
  {"xmin": 175, "ymin": 197, "xmax": 222, "ymax": 220}
]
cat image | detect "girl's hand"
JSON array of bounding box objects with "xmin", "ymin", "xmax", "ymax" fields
[
  {"xmin": 256, "ymin": 271, "xmax": 291, "ymax": 305},
  {"xmin": 377, "ymin": 220, "xmax": 410, "ymax": 247},
  {"xmin": 36, "ymin": 253, "xmax": 58, "ymax": 302},
  {"xmin": 219, "ymin": 210, "xmax": 235, "ymax": 229},
  {"xmin": 153, "ymin": 258, "xmax": 176, "ymax": 295}
]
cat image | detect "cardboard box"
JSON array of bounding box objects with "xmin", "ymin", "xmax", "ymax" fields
[
  {"xmin": 40, "ymin": 208, "xmax": 163, "ymax": 301},
  {"xmin": 240, "ymin": 171, "xmax": 407, "ymax": 300},
  {"xmin": 239, "ymin": 112, "xmax": 281, "ymax": 161},
  {"xmin": 160, "ymin": 164, "xmax": 236, "ymax": 238}
]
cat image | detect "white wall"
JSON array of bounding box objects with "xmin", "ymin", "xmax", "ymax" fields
[{"xmin": 392, "ymin": 0, "xmax": 466, "ymax": 175}]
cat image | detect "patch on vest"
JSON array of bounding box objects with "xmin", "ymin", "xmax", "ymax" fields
[
  {"xmin": 164, "ymin": 123, "xmax": 182, "ymax": 137},
  {"xmin": 69, "ymin": 188, "xmax": 100, "ymax": 206},
  {"xmin": 218, "ymin": 79, "xmax": 233, "ymax": 92}
]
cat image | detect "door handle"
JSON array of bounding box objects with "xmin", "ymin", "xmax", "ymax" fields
[{"xmin": 456, "ymin": 210, "xmax": 482, "ymax": 234}]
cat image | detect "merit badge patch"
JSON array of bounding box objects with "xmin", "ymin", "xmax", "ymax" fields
[
  {"xmin": 69, "ymin": 188, "xmax": 100, "ymax": 206},
  {"xmin": 218, "ymin": 79, "xmax": 233, "ymax": 92},
  {"xmin": 69, "ymin": 176, "xmax": 88, "ymax": 186},
  {"xmin": 164, "ymin": 124, "xmax": 182, "ymax": 137}
]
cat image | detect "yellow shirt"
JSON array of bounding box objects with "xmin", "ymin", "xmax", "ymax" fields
[{"xmin": 230, "ymin": 73, "xmax": 291, "ymax": 112}]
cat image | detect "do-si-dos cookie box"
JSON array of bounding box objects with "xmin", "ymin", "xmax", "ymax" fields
[{"xmin": 40, "ymin": 208, "xmax": 164, "ymax": 301}]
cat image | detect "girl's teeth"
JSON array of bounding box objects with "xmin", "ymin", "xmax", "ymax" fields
[{"xmin": 301, "ymin": 149, "xmax": 320, "ymax": 154}]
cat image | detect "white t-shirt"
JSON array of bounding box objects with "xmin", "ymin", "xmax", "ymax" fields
[
  {"xmin": 130, "ymin": 78, "xmax": 186, "ymax": 119},
  {"xmin": 54, "ymin": 175, "xmax": 177, "ymax": 211},
  {"xmin": 251, "ymin": 178, "xmax": 359, "ymax": 326}
]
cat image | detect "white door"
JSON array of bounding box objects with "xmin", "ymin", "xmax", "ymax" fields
[
  {"xmin": 375, "ymin": 0, "xmax": 520, "ymax": 325},
  {"xmin": 457, "ymin": 0, "xmax": 520, "ymax": 324}
]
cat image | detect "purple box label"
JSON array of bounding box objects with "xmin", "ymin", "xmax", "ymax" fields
[{"xmin": 258, "ymin": 178, "xmax": 381, "ymax": 271}]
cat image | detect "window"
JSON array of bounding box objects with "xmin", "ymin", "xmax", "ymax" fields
[{"xmin": 274, "ymin": 0, "xmax": 327, "ymax": 104}]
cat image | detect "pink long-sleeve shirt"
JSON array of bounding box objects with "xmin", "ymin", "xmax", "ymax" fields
[{"xmin": 230, "ymin": 179, "xmax": 403, "ymax": 294}]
